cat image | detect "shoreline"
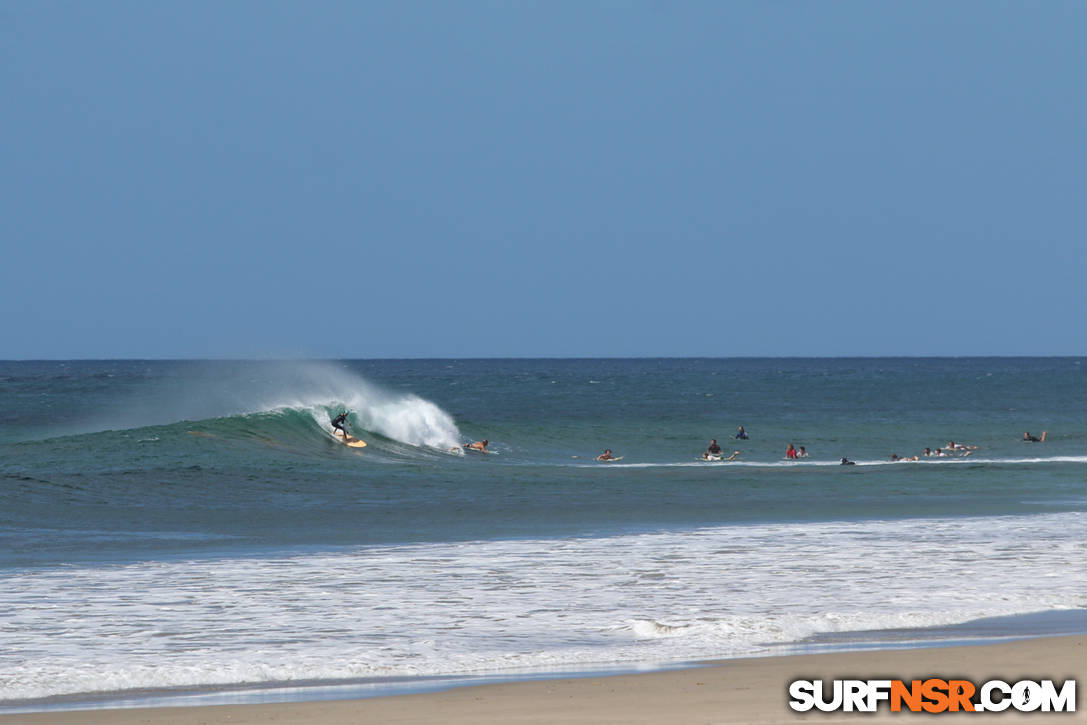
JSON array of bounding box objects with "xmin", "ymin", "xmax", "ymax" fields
[
  {"xmin": 5, "ymin": 610, "xmax": 1087, "ymax": 719},
  {"xmin": 2, "ymin": 634, "xmax": 1084, "ymax": 724}
]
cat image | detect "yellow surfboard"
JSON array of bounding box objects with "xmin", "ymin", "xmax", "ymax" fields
[{"xmin": 333, "ymin": 430, "xmax": 367, "ymax": 448}]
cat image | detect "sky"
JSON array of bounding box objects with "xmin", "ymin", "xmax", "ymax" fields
[{"xmin": 2, "ymin": 1, "xmax": 1085, "ymax": 359}]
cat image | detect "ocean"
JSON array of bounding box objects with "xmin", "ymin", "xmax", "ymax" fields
[{"xmin": 2, "ymin": 358, "xmax": 1085, "ymax": 711}]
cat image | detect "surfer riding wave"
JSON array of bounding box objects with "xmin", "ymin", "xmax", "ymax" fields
[{"xmin": 331, "ymin": 411, "xmax": 350, "ymax": 439}]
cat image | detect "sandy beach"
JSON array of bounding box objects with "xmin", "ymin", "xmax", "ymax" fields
[{"xmin": 5, "ymin": 635, "xmax": 1083, "ymax": 725}]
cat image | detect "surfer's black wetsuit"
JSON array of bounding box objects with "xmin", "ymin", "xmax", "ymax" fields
[{"xmin": 332, "ymin": 413, "xmax": 348, "ymax": 437}]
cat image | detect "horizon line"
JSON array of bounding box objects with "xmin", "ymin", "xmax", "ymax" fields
[{"xmin": 2, "ymin": 354, "xmax": 1085, "ymax": 363}]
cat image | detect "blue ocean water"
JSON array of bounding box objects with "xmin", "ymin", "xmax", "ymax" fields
[{"xmin": 1, "ymin": 358, "xmax": 1085, "ymax": 708}]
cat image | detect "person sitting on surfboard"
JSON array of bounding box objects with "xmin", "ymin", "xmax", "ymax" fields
[
  {"xmin": 465, "ymin": 439, "xmax": 489, "ymax": 453},
  {"xmin": 596, "ymin": 449, "xmax": 618, "ymax": 461},
  {"xmin": 331, "ymin": 411, "xmax": 349, "ymax": 439},
  {"xmin": 736, "ymin": 426, "xmax": 748, "ymax": 440}
]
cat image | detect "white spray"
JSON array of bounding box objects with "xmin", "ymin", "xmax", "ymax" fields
[
  {"xmin": 258, "ymin": 361, "xmax": 462, "ymax": 450},
  {"xmin": 98, "ymin": 360, "xmax": 463, "ymax": 450}
]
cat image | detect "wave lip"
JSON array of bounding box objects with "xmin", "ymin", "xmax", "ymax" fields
[
  {"xmin": 239, "ymin": 362, "xmax": 462, "ymax": 451},
  {"xmin": 43, "ymin": 361, "xmax": 465, "ymax": 453},
  {"xmin": 348, "ymin": 394, "xmax": 460, "ymax": 450}
]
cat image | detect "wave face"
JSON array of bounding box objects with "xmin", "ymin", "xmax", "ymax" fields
[
  {"xmin": 5, "ymin": 360, "xmax": 463, "ymax": 452},
  {"xmin": 239, "ymin": 361, "xmax": 462, "ymax": 450}
]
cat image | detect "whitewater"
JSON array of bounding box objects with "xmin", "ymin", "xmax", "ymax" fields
[{"xmin": 3, "ymin": 512, "xmax": 1085, "ymax": 703}]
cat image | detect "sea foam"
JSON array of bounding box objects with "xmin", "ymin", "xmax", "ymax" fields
[{"xmin": 3, "ymin": 511, "xmax": 1084, "ymax": 703}]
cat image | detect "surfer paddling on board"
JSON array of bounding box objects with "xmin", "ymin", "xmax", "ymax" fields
[
  {"xmin": 596, "ymin": 449, "xmax": 619, "ymax": 461},
  {"xmin": 706, "ymin": 439, "xmax": 723, "ymax": 456},
  {"xmin": 331, "ymin": 411, "xmax": 350, "ymax": 439},
  {"xmin": 1023, "ymin": 431, "xmax": 1047, "ymax": 442},
  {"xmin": 465, "ymin": 439, "xmax": 489, "ymax": 453}
]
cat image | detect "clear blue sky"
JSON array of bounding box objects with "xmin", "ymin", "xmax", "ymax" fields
[{"xmin": 3, "ymin": 1, "xmax": 1084, "ymax": 359}]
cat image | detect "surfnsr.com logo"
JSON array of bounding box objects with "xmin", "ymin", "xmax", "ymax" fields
[{"xmin": 789, "ymin": 678, "xmax": 1076, "ymax": 713}]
